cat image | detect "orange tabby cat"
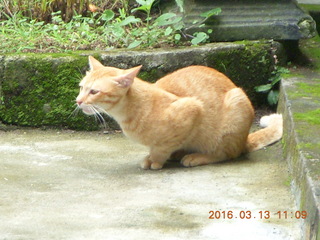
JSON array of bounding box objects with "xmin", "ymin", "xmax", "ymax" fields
[{"xmin": 76, "ymin": 56, "xmax": 283, "ymax": 170}]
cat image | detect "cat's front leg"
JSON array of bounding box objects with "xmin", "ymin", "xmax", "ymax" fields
[
  {"xmin": 140, "ymin": 148, "xmax": 172, "ymax": 170},
  {"xmin": 181, "ymin": 153, "xmax": 226, "ymax": 167},
  {"xmin": 141, "ymin": 155, "xmax": 152, "ymax": 169},
  {"xmin": 140, "ymin": 155, "xmax": 167, "ymax": 170}
]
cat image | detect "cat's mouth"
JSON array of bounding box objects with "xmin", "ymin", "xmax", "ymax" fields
[
  {"xmin": 79, "ymin": 104, "xmax": 96, "ymax": 115},
  {"xmin": 75, "ymin": 103, "xmax": 109, "ymax": 127}
]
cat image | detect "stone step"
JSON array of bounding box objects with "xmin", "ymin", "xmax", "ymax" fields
[
  {"xmin": 171, "ymin": 0, "xmax": 317, "ymax": 41},
  {"xmin": 278, "ymin": 69, "xmax": 320, "ymax": 240}
]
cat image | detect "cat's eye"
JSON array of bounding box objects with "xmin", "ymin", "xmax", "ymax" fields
[{"xmin": 89, "ymin": 89, "xmax": 99, "ymax": 95}]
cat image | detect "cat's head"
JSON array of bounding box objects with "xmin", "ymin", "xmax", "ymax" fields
[{"xmin": 76, "ymin": 56, "xmax": 142, "ymax": 116}]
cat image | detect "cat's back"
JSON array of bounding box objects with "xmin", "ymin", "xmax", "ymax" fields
[{"xmin": 155, "ymin": 66, "xmax": 236, "ymax": 99}]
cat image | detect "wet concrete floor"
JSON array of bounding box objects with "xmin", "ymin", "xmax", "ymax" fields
[{"xmin": 0, "ymin": 130, "xmax": 301, "ymax": 240}]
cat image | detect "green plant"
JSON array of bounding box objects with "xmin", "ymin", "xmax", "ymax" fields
[
  {"xmin": 130, "ymin": 0, "xmax": 221, "ymax": 47},
  {"xmin": 132, "ymin": 0, "xmax": 154, "ymax": 27},
  {"xmin": 129, "ymin": 0, "xmax": 181, "ymax": 47},
  {"xmin": 174, "ymin": 0, "xmax": 184, "ymax": 12},
  {"xmin": 1, "ymin": 0, "xmax": 91, "ymax": 22},
  {"xmin": 255, "ymin": 67, "xmax": 290, "ymax": 105},
  {"xmin": 179, "ymin": 8, "xmax": 221, "ymax": 45},
  {"xmin": 0, "ymin": 10, "xmax": 114, "ymax": 52},
  {"xmin": 0, "ymin": 0, "xmax": 221, "ymax": 53}
]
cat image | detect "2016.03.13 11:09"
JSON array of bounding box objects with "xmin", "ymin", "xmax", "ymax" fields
[{"xmin": 208, "ymin": 210, "xmax": 308, "ymax": 220}]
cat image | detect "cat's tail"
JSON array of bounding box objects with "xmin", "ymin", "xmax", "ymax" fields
[{"xmin": 245, "ymin": 113, "xmax": 283, "ymax": 152}]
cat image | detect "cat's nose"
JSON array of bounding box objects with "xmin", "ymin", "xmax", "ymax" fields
[{"xmin": 76, "ymin": 96, "xmax": 83, "ymax": 106}]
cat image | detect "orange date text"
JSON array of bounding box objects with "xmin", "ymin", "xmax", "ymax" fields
[{"xmin": 208, "ymin": 210, "xmax": 308, "ymax": 220}]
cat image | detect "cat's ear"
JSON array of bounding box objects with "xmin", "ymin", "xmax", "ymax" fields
[
  {"xmin": 88, "ymin": 56, "xmax": 104, "ymax": 71},
  {"xmin": 114, "ymin": 65, "xmax": 142, "ymax": 88}
]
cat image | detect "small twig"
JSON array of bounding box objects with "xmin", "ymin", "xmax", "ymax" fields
[{"xmin": 2, "ymin": 0, "xmax": 13, "ymax": 18}]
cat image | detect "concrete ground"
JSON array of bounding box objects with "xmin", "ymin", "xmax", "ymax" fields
[{"xmin": 0, "ymin": 129, "xmax": 301, "ymax": 240}]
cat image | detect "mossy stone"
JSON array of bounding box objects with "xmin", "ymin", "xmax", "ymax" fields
[
  {"xmin": 0, "ymin": 41, "xmax": 282, "ymax": 130},
  {"xmin": 0, "ymin": 54, "xmax": 104, "ymax": 130}
]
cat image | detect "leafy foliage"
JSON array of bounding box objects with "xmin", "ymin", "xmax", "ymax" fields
[
  {"xmin": 255, "ymin": 67, "xmax": 290, "ymax": 105},
  {"xmin": 1, "ymin": 0, "xmax": 91, "ymax": 22},
  {"xmin": 0, "ymin": 0, "xmax": 221, "ymax": 53}
]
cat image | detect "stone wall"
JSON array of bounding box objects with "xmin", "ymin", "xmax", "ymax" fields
[{"xmin": 0, "ymin": 41, "xmax": 284, "ymax": 130}]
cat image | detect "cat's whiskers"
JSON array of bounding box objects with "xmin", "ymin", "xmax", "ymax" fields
[
  {"xmin": 68, "ymin": 103, "xmax": 81, "ymax": 119},
  {"xmin": 88, "ymin": 105, "xmax": 99, "ymax": 122},
  {"xmin": 91, "ymin": 105, "xmax": 107, "ymax": 128},
  {"xmin": 69, "ymin": 102, "xmax": 109, "ymax": 128},
  {"xmin": 94, "ymin": 105, "xmax": 111, "ymax": 117}
]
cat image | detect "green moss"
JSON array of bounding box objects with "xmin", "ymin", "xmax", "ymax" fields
[
  {"xmin": 281, "ymin": 72, "xmax": 304, "ymax": 79},
  {"xmin": 312, "ymin": 34, "xmax": 320, "ymax": 43},
  {"xmin": 286, "ymin": 80, "xmax": 320, "ymax": 101},
  {"xmin": 138, "ymin": 68, "xmax": 159, "ymax": 83},
  {"xmin": 0, "ymin": 54, "xmax": 109, "ymax": 130},
  {"xmin": 300, "ymin": 35, "xmax": 320, "ymax": 70},
  {"xmin": 299, "ymin": 181, "xmax": 307, "ymax": 211},
  {"xmin": 294, "ymin": 109, "xmax": 320, "ymax": 125},
  {"xmin": 288, "ymin": 81, "xmax": 320, "ymax": 100},
  {"xmin": 283, "ymin": 175, "xmax": 292, "ymax": 187},
  {"xmin": 299, "ymin": 4, "xmax": 320, "ymax": 12},
  {"xmin": 297, "ymin": 143, "xmax": 320, "ymax": 155},
  {"xmin": 207, "ymin": 42, "xmax": 273, "ymax": 106},
  {"xmin": 296, "ymin": 82, "xmax": 320, "ymax": 97}
]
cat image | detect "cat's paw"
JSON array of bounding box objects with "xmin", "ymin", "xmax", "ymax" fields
[
  {"xmin": 181, "ymin": 155, "xmax": 199, "ymax": 167},
  {"xmin": 150, "ymin": 162, "xmax": 164, "ymax": 170},
  {"xmin": 140, "ymin": 156, "xmax": 164, "ymax": 170},
  {"xmin": 181, "ymin": 153, "xmax": 211, "ymax": 167},
  {"xmin": 140, "ymin": 156, "xmax": 152, "ymax": 169}
]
